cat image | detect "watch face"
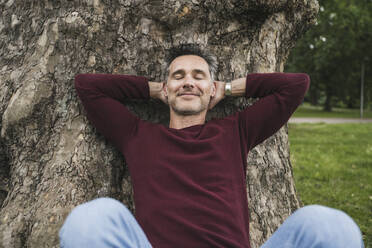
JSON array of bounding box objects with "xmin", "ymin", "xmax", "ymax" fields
[{"xmin": 225, "ymin": 83, "xmax": 232, "ymax": 95}]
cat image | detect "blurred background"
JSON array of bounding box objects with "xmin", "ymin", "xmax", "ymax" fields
[
  {"xmin": 284, "ymin": 0, "xmax": 372, "ymax": 246},
  {"xmin": 286, "ymin": 0, "xmax": 371, "ymax": 115}
]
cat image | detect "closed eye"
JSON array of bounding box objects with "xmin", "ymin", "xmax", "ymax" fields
[
  {"xmin": 171, "ymin": 70, "xmax": 185, "ymax": 80},
  {"xmin": 193, "ymin": 70, "xmax": 207, "ymax": 80}
]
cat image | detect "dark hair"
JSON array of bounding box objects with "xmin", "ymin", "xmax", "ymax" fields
[{"xmin": 164, "ymin": 44, "xmax": 218, "ymax": 82}]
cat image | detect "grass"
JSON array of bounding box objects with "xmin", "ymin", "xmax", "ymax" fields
[
  {"xmin": 292, "ymin": 102, "xmax": 372, "ymax": 119},
  {"xmin": 288, "ymin": 123, "xmax": 372, "ymax": 247}
]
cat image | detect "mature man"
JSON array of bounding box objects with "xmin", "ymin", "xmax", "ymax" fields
[{"xmin": 59, "ymin": 44, "xmax": 364, "ymax": 248}]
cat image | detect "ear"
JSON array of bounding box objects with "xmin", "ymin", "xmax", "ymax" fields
[
  {"xmin": 211, "ymin": 81, "xmax": 217, "ymax": 97},
  {"xmin": 163, "ymin": 82, "xmax": 168, "ymax": 97}
]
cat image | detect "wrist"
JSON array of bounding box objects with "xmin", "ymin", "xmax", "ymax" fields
[
  {"xmin": 224, "ymin": 82, "xmax": 232, "ymax": 97},
  {"xmin": 230, "ymin": 78, "xmax": 246, "ymax": 96},
  {"xmin": 149, "ymin": 81, "xmax": 162, "ymax": 99}
]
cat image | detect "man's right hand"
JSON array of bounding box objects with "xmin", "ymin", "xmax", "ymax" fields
[{"xmin": 149, "ymin": 81, "xmax": 168, "ymax": 105}]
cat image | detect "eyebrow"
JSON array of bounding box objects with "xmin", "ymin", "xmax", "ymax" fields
[
  {"xmin": 171, "ymin": 69, "xmax": 185, "ymax": 77},
  {"xmin": 193, "ymin": 69, "xmax": 207, "ymax": 76},
  {"xmin": 171, "ymin": 69, "xmax": 207, "ymax": 77}
]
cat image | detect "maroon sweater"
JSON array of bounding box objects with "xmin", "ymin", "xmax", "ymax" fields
[{"xmin": 74, "ymin": 73, "xmax": 310, "ymax": 248}]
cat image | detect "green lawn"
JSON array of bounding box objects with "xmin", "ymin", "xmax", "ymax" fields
[
  {"xmin": 292, "ymin": 103, "xmax": 372, "ymax": 119},
  {"xmin": 288, "ymin": 123, "xmax": 372, "ymax": 247}
]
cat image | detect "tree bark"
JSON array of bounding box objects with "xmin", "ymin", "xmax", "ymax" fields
[{"xmin": 0, "ymin": 1, "xmax": 318, "ymax": 247}]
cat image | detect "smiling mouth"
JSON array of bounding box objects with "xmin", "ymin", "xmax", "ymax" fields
[
  {"xmin": 178, "ymin": 93, "xmax": 199, "ymax": 96},
  {"xmin": 178, "ymin": 94, "xmax": 199, "ymax": 99}
]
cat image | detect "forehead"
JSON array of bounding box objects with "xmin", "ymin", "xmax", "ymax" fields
[{"xmin": 169, "ymin": 55, "xmax": 209, "ymax": 73}]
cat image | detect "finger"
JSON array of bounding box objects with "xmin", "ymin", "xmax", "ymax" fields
[{"xmin": 208, "ymin": 100, "xmax": 215, "ymax": 110}]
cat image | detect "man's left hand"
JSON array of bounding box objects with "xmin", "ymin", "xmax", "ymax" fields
[{"xmin": 208, "ymin": 81, "xmax": 226, "ymax": 110}]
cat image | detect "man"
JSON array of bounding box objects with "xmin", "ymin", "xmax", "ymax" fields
[{"xmin": 59, "ymin": 44, "xmax": 364, "ymax": 248}]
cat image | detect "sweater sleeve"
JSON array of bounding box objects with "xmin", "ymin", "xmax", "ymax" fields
[
  {"xmin": 74, "ymin": 73, "xmax": 150, "ymax": 151},
  {"xmin": 238, "ymin": 73, "xmax": 310, "ymax": 151}
]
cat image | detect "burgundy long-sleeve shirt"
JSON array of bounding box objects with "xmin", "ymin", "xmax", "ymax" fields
[{"xmin": 74, "ymin": 72, "xmax": 310, "ymax": 248}]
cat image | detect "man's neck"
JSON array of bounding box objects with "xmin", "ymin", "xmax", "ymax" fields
[{"xmin": 168, "ymin": 111, "xmax": 207, "ymax": 130}]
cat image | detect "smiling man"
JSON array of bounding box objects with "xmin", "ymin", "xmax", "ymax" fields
[
  {"xmin": 165, "ymin": 55, "xmax": 214, "ymax": 117},
  {"xmin": 159, "ymin": 54, "xmax": 219, "ymax": 128},
  {"xmin": 59, "ymin": 44, "xmax": 364, "ymax": 248}
]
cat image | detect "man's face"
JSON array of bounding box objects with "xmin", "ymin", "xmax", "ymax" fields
[{"xmin": 164, "ymin": 55, "xmax": 216, "ymax": 116}]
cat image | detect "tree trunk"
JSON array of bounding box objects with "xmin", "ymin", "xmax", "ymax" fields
[
  {"xmin": 0, "ymin": 1, "xmax": 318, "ymax": 247},
  {"xmin": 324, "ymin": 84, "xmax": 333, "ymax": 112},
  {"xmin": 309, "ymin": 86, "xmax": 319, "ymax": 105}
]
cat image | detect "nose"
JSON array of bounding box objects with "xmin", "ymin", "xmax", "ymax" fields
[
  {"xmin": 183, "ymin": 82, "xmax": 194, "ymax": 89},
  {"xmin": 182, "ymin": 75, "xmax": 195, "ymax": 88}
]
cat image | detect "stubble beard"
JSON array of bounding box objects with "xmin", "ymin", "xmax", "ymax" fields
[{"xmin": 169, "ymin": 97, "xmax": 209, "ymax": 116}]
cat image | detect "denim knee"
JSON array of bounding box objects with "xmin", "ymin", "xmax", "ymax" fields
[
  {"xmin": 292, "ymin": 204, "xmax": 364, "ymax": 248},
  {"xmin": 61, "ymin": 197, "xmax": 129, "ymax": 226},
  {"xmin": 59, "ymin": 197, "xmax": 153, "ymax": 248},
  {"xmin": 59, "ymin": 197, "xmax": 131, "ymax": 245},
  {"xmin": 293, "ymin": 204, "xmax": 358, "ymax": 228}
]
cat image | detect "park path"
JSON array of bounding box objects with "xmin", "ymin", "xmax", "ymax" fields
[{"xmin": 288, "ymin": 117, "xmax": 372, "ymax": 124}]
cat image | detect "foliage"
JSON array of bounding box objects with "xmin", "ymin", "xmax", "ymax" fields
[
  {"xmin": 288, "ymin": 123, "xmax": 372, "ymax": 247},
  {"xmin": 285, "ymin": 0, "xmax": 372, "ymax": 111},
  {"xmin": 292, "ymin": 102, "xmax": 372, "ymax": 118}
]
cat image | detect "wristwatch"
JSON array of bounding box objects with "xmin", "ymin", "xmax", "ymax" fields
[{"xmin": 225, "ymin": 82, "xmax": 232, "ymax": 96}]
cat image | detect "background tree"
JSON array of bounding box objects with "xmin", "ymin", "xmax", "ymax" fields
[
  {"xmin": 286, "ymin": 0, "xmax": 372, "ymax": 111},
  {"xmin": 0, "ymin": 1, "xmax": 318, "ymax": 247}
]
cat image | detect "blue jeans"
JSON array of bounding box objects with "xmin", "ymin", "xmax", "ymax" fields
[{"xmin": 59, "ymin": 197, "xmax": 364, "ymax": 248}]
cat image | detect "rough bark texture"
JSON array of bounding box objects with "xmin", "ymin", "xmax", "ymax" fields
[{"xmin": 0, "ymin": 1, "xmax": 318, "ymax": 247}]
